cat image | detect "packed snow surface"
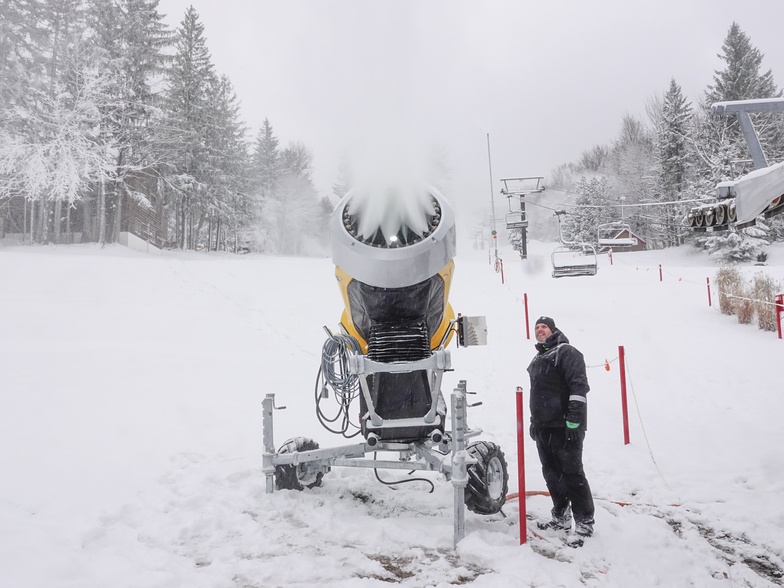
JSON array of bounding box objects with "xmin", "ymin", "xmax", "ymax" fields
[{"xmin": 2, "ymin": 240, "xmax": 784, "ymax": 587}]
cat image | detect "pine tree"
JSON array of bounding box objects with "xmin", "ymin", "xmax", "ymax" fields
[
  {"xmin": 563, "ymin": 176, "xmax": 613, "ymax": 247},
  {"xmin": 698, "ymin": 22, "xmax": 782, "ymax": 181},
  {"xmin": 166, "ymin": 5, "xmax": 215, "ymax": 248},
  {"xmin": 87, "ymin": 0, "xmax": 172, "ymax": 244},
  {"xmin": 200, "ymin": 74, "xmax": 251, "ymax": 251},
  {"xmin": 650, "ymin": 79, "xmax": 695, "ymax": 247},
  {"xmin": 252, "ymin": 118, "xmax": 281, "ymax": 200}
]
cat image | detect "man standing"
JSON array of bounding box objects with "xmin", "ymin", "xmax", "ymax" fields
[{"xmin": 528, "ymin": 316, "xmax": 595, "ymax": 544}]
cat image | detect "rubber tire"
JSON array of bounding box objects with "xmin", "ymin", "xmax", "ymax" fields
[
  {"xmin": 275, "ymin": 437, "xmax": 325, "ymax": 491},
  {"xmin": 464, "ymin": 441, "xmax": 509, "ymax": 515}
]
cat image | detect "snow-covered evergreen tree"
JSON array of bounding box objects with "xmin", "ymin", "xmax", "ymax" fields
[
  {"xmin": 87, "ymin": 0, "xmax": 172, "ymax": 244},
  {"xmin": 648, "ymin": 79, "xmax": 695, "ymax": 247},
  {"xmin": 200, "ymin": 74, "xmax": 251, "ymax": 251},
  {"xmin": 166, "ymin": 5, "xmax": 215, "ymax": 248},
  {"xmin": 252, "ymin": 118, "xmax": 282, "ymax": 201},
  {"xmin": 562, "ymin": 176, "xmax": 613, "ymax": 247}
]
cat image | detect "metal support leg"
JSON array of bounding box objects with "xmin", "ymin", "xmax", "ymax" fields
[
  {"xmin": 451, "ymin": 380, "xmax": 468, "ymax": 548},
  {"xmin": 262, "ymin": 394, "xmax": 275, "ymax": 494}
]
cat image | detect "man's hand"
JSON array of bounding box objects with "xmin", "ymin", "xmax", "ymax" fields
[{"xmin": 565, "ymin": 421, "xmax": 584, "ymax": 442}]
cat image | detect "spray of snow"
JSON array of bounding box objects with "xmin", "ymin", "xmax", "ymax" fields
[
  {"xmin": 340, "ymin": 91, "xmax": 446, "ymax": 246},
  {"xmin": 349, "ymin": 121, "xmax": 440, "ymax": 244}
]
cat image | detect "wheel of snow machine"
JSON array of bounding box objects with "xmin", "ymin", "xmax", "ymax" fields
[
  {"xmin": 275, "ymin": 437, "xmax": 325, "ymax": 491},
  {"xmin": 464, "ymin": 441, "xmax": 509, "ymax": 515}
]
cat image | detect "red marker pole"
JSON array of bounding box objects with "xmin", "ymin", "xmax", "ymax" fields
[
  {"xmin": 524, "ymin": 293, "xmax": 530, "ymax": 340},
  {"xmin": 500, "ymin": 259, "xmax": 505, "ymax": 285},
  {"xmin": 707, "ymin": 278, "xmax": 712, "ymax": 307},
  {"xmin": 619, "ymin": 346, "xmax": 630, "ymax": 445},
  {"xmin": 515, "ymin": 386, "xmax": 527, "ymax": 544},
  {"xmin": 777, "ymin": 294, "xmax": 783, "ymax": 340},
  {"xmin": 659, "ymin": 265, "xmax": 663, "ymax": 282}
]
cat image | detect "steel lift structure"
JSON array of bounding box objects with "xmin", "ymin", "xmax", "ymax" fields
[
  {"xmin": 688, "ymin": 98, "xmax": 784, "ymax": 231},
  {"xmin": 500, "ymin": 176, "xmax": 545, "ymax": 259}
]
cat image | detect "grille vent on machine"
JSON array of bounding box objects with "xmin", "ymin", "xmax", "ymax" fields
[{"xmin": 367, "ymin": 322, "xmax": 431, "ymax": 363}]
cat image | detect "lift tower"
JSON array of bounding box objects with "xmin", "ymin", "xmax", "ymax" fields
[{"xmin": 500, "ymin": 176, "xmax": 545, "ymax": 259}]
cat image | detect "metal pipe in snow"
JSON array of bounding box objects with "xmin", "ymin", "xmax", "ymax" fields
[
  {"xmin": 524, "ymin": 293, "xmax": 530, "ymax": 340},
  {"xmin": 515, "ymin": 387, "xmax": 527, "ymax": 545},
  {"xmin": 619, "ymin": 346, "xmax": 630, "ymax": 445}
]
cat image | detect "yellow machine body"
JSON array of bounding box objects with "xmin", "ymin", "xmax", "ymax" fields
[{"xmin": 335, "ymin": 260, "xmax": 456, "ymax": 354}]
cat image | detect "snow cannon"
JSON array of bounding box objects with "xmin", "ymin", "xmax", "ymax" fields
[
  {"xmin": 262, "ymin": 183, "xmax": 508, "ymax": 546},
  {"xmin": 328, "ymin": 184, "xmax": 460, "ymax": 442}
]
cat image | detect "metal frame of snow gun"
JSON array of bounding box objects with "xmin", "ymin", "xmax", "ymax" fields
[{"xmin": 263, "ymin": 380, "xmax": 493, "ymax": 548}]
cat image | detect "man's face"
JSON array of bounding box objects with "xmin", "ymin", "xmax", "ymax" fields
[{"xmin": 535, "ymin": 323, "xmax": 553, "ymax": 343}]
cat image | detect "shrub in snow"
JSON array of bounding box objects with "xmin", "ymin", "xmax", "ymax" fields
[
  {"xmin": 715, "ymin": 267, "xmax": 743, "ymax": 316},
  {"xmin": 753, "ymin": 272, "xmax": 780, "ymax": 331},
  {"xmin": 715, "ymin": 267, "xmax": 781, "ymax": 330},
  {"xmin": 735, "ymin": 290, "xmax": 754, "ymax": 325}
]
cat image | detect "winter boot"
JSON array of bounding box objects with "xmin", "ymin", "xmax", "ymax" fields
[
  {"xmin": 536, "ymin": 509, "xmax": 572, "ymax": 531},
  {"xmin": 575, "ymin": 520, "xmax": 594, "ymax": 538},
  {"xmin": 566, "ymin": 520, "xmax": 593, "ymax": 548}
]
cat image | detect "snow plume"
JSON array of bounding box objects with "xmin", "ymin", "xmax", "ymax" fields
[{"xmin": 344, "ymin": 121, "xmax": 440, "ymax": 246}]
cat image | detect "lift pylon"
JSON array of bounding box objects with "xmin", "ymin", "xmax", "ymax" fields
[{"xmin": 500, "ymin": 176, "xmax": 545, "ymax": 259}]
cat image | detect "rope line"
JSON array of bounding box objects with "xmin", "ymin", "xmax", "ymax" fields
[{"xmin": 624, "ymin": 351, "xmax": 678, "ymax": 495}]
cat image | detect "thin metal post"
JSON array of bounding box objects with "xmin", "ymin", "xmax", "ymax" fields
[
  {"xmin": 487, "ymin": 134, "xmax": 499, "ymax": 267},
  {"xmin": 523, "ymin": 293, "xmax": 530, "ymax": 340},
  {"xmin": 618, "ymin": 346, "xmax": 630, "ymax": 445},
  {"xmin": 707, "ymin": 278, "xmax": 712, "ymax": 307},
  {"xmin": 451, "ymin": 381, "xmax": 468, "ymax": 548},
  {"xmin": 262, "ymin": 394, "xmax": 276, "ymax": 493},
  {"xmin": 515, "ymin": 387, "xmax": 527, "ymax": 544}
]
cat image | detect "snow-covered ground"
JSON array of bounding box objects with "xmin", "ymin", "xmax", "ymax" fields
[{"xmin": 2, "ymin": 239, "xmax": 784, "ymax": 587}]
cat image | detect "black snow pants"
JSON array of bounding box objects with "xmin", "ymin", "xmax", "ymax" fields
[{"xmin": 534, "ymin": 427, "xmax": 595, "ymax": 525}]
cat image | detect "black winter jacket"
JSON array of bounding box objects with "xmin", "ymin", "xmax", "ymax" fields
[{"xmin": 527, "ymin": 329, "xmax": 590, "ymax": 430}]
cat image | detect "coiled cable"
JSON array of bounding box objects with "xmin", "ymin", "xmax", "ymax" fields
[{"xmin": 315, "ymin": 329, "xmax": 363, "ymax": 438}]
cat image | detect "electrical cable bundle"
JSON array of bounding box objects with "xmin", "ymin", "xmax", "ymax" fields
[{"xmin": 315, "ymin": 329, "xmax": 363, "ymax": 438}]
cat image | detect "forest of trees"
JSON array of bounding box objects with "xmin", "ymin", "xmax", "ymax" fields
[
  {"xmin": 0, "ymin": 0, "xmax": 327, "ymax": 253},
  {"xmin": 550, "ymin": 22, "xmax": 784, "ymax": 262}
]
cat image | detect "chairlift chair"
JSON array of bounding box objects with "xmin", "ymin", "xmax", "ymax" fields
[
  {"xmin": 551, "ymin": 244, "xmax": 598, "ymax": 278},
  {"xmin": 551, "ymin": 211, "xmax": 598, "ymax": 278}
]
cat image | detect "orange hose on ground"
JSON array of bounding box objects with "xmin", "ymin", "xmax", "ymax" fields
[{"xmin": 505, "ymin": 491, "xmax": 680, "ymax": 508}]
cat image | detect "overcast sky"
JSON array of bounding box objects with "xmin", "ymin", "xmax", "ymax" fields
[{"xmin": 156, "ymin": 0, "xmax": 784, "ymax": 219}]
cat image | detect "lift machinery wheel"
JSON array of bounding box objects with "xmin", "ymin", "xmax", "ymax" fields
[
  {"xmin": 275, "ymin": 437, "xmax": 326, "ymax": 491},
  {"xmin": 464, "ymin": 441, "xmax": 509, "ymax": 515}
]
